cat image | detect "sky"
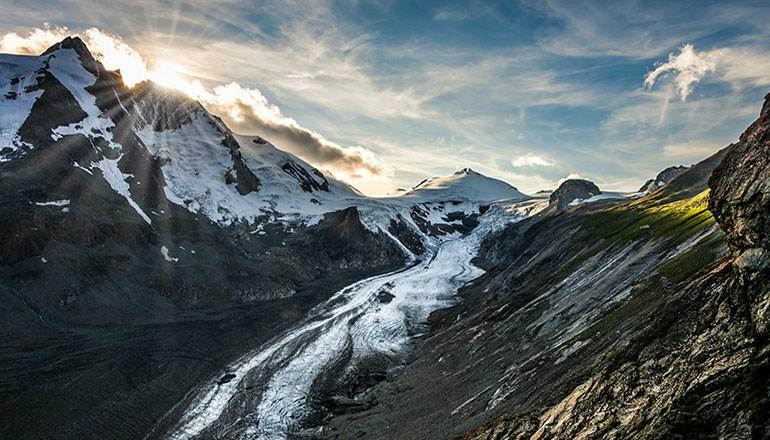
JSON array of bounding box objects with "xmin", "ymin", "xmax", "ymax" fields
[{"xmin": 1, "ymin": 0, "xmax": 770, "ymax": 196}]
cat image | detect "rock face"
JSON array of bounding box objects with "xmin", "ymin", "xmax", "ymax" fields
[
  {"xmin": 638, "ymin": 165, "xmax": 688, "ymax": 193},
  {"xmin": 710, "ymin": 95, "xmax": 770, "ymax": 252},
  {"xmin": 548, "ymin": 178, "xmax": 601, "ymax": 210},
  {"xmin": 709, "ymin": 92, "xmax": 770, "ymax": 337}
]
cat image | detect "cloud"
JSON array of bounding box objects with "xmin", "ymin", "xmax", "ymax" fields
[
  {"xmin": 511, "ymin": 153, "xmax": 555, "ymax": 167},
  {"xmin": 644, "ymin": 44, "xmax": 717, "ymax": 101},
  {"xmin": 81, "ymin": 28, "xmax": 150, "ymax": 87},
  {"xmin": 0, "ymin": 25, "xmax": 383, "ymax": 179},
  {"xmin": 0, "ymin": 24, "xmax": 68, "ymax": 54},
  {"xmin": 645, "ymin": 43, "xmax": 770, "ymax": 102},
  {"xmin": 195, "ymin": 83, "xmax": 384, "ymax": 177}
]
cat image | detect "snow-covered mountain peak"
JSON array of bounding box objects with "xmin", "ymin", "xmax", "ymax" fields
[
  {"xmin": 42, "ymin": 36, "xmax": 89, "ymax": 55},
  {"xmin": 400, "ymin": 168, "xmax": 528, "ymax": 203},
  {"xmin": 0, "ymin": 36, "xmax": 369, "ymax": 226}
]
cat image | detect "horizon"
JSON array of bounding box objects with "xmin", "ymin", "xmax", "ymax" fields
[{"xmin": 2, "ymin": 1, "xmax": 769, "ymax": 196}]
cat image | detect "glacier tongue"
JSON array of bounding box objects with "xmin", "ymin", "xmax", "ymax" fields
[{"xmin": 166, "ymin": 199, "xmax": 546, "ymax": 440}]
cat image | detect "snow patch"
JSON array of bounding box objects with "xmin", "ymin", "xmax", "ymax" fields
[
  {"xmin": 92, "ymin": 158, "xmax": 151, "ymax": 224},
  {"xmin": 568, "ymin": 191, "xmax": 628, "ymax": 207},
  {"xmin": 35, "ymin": 199, "xmax": 70, "ymax": 207}
]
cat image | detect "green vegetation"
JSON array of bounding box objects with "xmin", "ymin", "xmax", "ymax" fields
[{"xmin": 581, "ymin": 189, "xmax": 715, "ymax": 246}]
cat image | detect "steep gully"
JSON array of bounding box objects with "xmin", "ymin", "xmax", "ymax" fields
[{"xmin": 162, "ymin": 201, "xmax": 545, "ymax": 440}]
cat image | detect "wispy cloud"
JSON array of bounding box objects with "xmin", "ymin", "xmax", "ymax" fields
[
  {"xmin": 662, "ymin": 140, "xmax": 726, "ymax": 161},
  {"xmin": 644, "ymin": 42, "xmax": 770, "ymax": 101},
  {"xmin": 644, "ymin": 44, "xmax": 717, "ymax": 101}
]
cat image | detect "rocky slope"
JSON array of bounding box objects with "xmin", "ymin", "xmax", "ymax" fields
[{"xmin": 321, "ymin": 97, "xmax": 770, "ymax": 439}]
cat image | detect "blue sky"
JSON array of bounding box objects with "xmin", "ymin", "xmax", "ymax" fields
[{"xmin": 2, "ymin": 0, "xmax": 770, "ymax": 195}]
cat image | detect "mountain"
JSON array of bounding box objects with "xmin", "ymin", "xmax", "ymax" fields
[
  {"xmin": 0, "ymin": 37, "xmax": 405, "ymax": 440},
  {"xmin": 548, "ymin": 178, "xmax": 601, "ymax": 210},
  {"xmin": 0, "ymin": 36, "xmax": 540, "ymax": 440},
  {"xmin": 638, "ymin": 165, "xmax": 688, "ymax": 194},
  {"xmin": 321, "ymin": 96, "xmax": 770, "ymax": 439},
  {"xmin": 398, "ymin": 167, "xmax": 528, "ymax": 202},
  {"xmin": 6, "ymin": 34, "xmax": 767, "ymax": 440}
]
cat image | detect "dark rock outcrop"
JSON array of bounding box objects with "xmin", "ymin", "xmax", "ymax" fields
[
  {"xmin": 548, "ymin": 178, "xmax": 601, "ymax": 211},
  {"xmin": 709, "ymin": 92, "xmax": 770, "ymax": 337},
  {"xmin": 638, "ymin": 165, "xmax": 688, "ymax": 193}
]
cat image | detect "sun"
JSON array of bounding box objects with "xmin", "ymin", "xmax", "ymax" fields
[
  {"xmin": 144, "ymin": 61, "xmax": 207, "ymax": 99},
  {"xmin": 148, "ymin": 62, "xmax": 187, "ymax": 89}
]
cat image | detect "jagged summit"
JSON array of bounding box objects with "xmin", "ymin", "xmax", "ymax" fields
[
  {"xmin": 42, "ymin": 36, "xmax": 90, "ymax": 57},
  {"xmin": 41, "ymin": 36, "xmax": 100, "ymax": 76}
]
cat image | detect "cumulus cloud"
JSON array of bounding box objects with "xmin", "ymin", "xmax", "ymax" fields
[
  {"xmin": 0, "ymin": 25, "xmax": 383, "ymax": 178},
  {"xmin": 644, "ymin": 43, "xmax": 717, "ymax": 101},
  {"xmin": 511, "ymin": 153, "xmax": 554, "ymax": 167}
]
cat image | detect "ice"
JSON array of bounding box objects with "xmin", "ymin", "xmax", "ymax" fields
[{"xmin": 166, "ymin": 199, "xmax": 544, "ymax": 440}]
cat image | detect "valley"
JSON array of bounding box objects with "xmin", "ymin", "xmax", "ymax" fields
[{"xmin": 1, "ymin": 34, "xmax": 769, "ymax": 440}]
